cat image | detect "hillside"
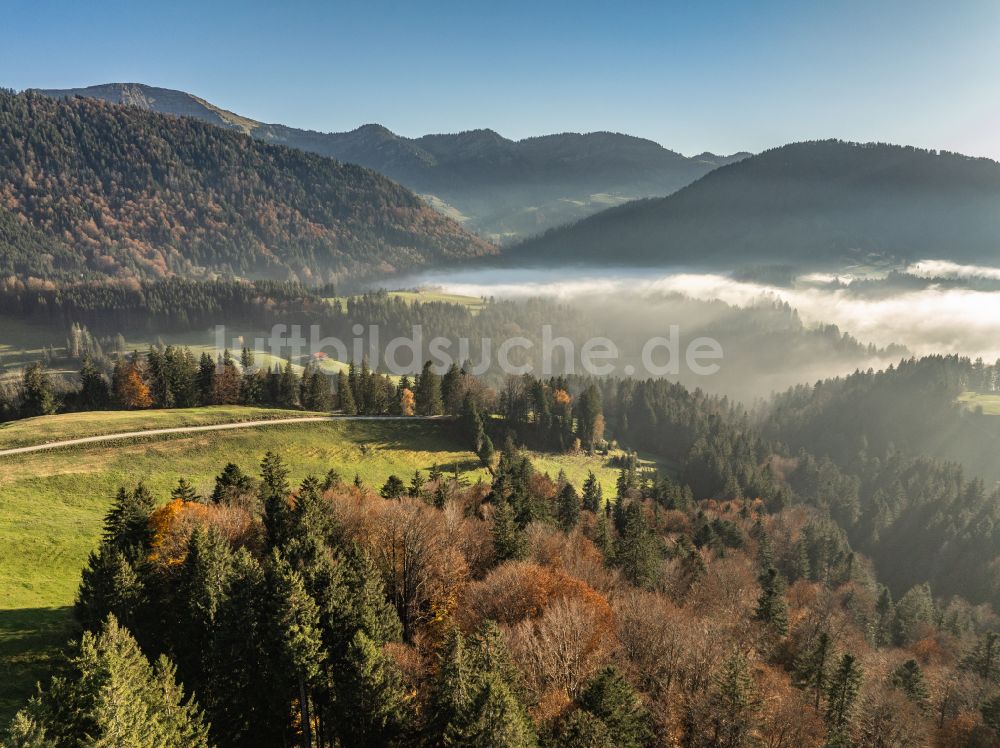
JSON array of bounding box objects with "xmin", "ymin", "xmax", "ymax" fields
[
  {"xmin": 36, "ymin": 83, "xmax": 747, "ymax": 241},
  {"xmin": 509, "ymin": 139, "xmax": 1000, "ymax": 268},
  {"xmin": 0, "ymin": 90, "xmax": 493, "ymax": 283},
  {"xmin": 0, "ymin": 411, "xmax": 630, "ymax": 720}
]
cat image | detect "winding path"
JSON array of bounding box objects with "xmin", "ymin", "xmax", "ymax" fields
[{"xmin": 0, "ymin": 415, "xmax": 444, "ymax": 458}]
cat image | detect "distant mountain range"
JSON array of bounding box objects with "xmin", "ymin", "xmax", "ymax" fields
[
  {"xmin": 35, "ymin": 83, "xmax": 748, "ymax": 242},
  {"xmin": 509, "ymin": 139, "xmax": 1000, "ymax": 269},
  {"xmin": 0, "ymin": 90, "xmax": 492, "ymax": 282}
]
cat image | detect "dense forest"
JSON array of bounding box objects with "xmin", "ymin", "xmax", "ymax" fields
[
  {"xmin": 0, "ymin": 346, "xmax": 1000, "ymax": 609},
  {"xmin": 0, "ymin": 89, "xmax": 492, "ymax": 283},
  {"xmin": 510, "ymin": 140, "xmax": 1000, "ymax": 268},
  {"xmin": 6, "ymin": 437, "xmax": 1000, "ymax": 745},
  {"xmin": 36, "ymin": 83, "xmax": 748, "ymax": 241},
  {"xmin": 0, "ymin": 279, "xmax": 904, "ymax": 402}
]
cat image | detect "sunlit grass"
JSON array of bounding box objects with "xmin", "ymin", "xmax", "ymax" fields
[
  {"xmin": 0, "ymin": 406, "xmax": 317, "ymax": 451},
  {"xmin": 957, "ymin": 391, "xmax": 1000, "ymax": 415}
]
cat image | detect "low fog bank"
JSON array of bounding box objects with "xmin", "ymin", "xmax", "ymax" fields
[{"xmin": 403, "ymin": 261, "xmax": 1000, "ymax": 364}]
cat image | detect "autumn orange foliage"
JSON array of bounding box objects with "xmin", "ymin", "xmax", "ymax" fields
[{"xmin": 148, "ymin": 499, "xmax": 212, "ymax": 565}]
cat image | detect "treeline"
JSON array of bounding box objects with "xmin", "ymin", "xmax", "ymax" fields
[
  {"xmin": 2, "ymin": 279, "xmax": 904, "ymax": 405},
  {"xmin": 1, "ymin": 347, "xmax": 335, "ymax": 420},
  {"xmin": 0, "ymin": 277, "xmax": 333, "ymax": 335},
  {"xmin": 8, "ymin": 443, "xmax": 1000, "ymax": 746},
  {"xmin": 0, "ymin": 89, "xmax": 489, "ymax": 282}
]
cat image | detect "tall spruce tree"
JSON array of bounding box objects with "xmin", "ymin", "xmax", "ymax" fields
[
  {"xmin": 577, "ymin": 666, "xmax": 651, "ymax": 748},
  {"xmin": 20, "ymin": 362, "xmax": 56, "ymax": 418},
  {"xmin": 416, "ymin": 360, "xmax": 444, "ymax": 415},
  {"xmin": 557, "ymin": 482, "xmax": 581, "ymax": 532},
  {"xmin": 581, "ymin": 471, "xmax": 603, "ymax": 513},
  {"xmin": 492, "ymin": 498, "xmax": 526, "ymax": 564},
  {"xmin": 824, "ymin": 654, "xmax": 863, "ymax": 737},
  {"xmin": 79, "ymin": 354, "xmax": 109, "ymax": 410},
  {"xmin": 6, "ymin": 615, "xmax": 210, "ymax": 747},
  {"xmin": 754, "ymin": 567, "xmax": 789, "ymax": 635},
  {"xmin": 336, "ymin": 630, "xmax": 409, "ymax": 747},
  {"xmin": 260, "ymin": 452, "xmax": 292, "ymax": 549}
]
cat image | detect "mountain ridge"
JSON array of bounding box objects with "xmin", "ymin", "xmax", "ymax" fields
[
  {"xmin": 0, "ymin": 89, "xmax": 494, "ymax": 283},
  {"xmin": 507, "ymin": 139, "xmax": 1000, "ymax": 268},
  {"xmin": 34, "ymin": 83, "xmax": 749, "ymax": 241}
]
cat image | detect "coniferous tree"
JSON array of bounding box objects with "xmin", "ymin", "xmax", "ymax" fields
[
  {"xmin": 441, "ymin": 363, "xmax": 464, "ymax": 415},
  {"xmin": 556, "ymin": 709, "xmax": 613, "ymax": 747},
  {"xmin": 465, "ymin": 674, "xmax": 537, "ymax": 748},
  {"xmin": 78, "ymin": 354, "xmax": 109, "ymax": 410},
  {"xmin": 408, "ymin": 470, "xmax": 425, "ymax": 499},
  {"xmin": 337, "ymin": 630, "xmax": 409, "ymax": 747},
  {"xmin": 754, "ymin": 567, "xmax": 789, "ymax": 635},
  {"xmin": 581, "ymin": 471, "xmax": 603, "ymax": 513},
  {"xmin": 575, "ymin": 384, "xmax": 603, "ymax": 452},
  {"xmin": 240, "ymin": 346, "xmax": 255, "ymax": 371},
  {"xmin": 478, "ymin": 433, "xmax": 496, "ymax": 470},
  {"xmin": 795, "ymin": 631, "xmax": 832, "ymax": 710},
  {"xmin": 20, "ymin": 362, "xmax": 56, "ymax": 418},
  {"xmin": 462, "ymin": 393, "xmax": 486, "ymax": 452},
  {"xmin": 74, "ymin": 544, "xmax": 145, "ymax": 633},
  {"xmin": 260, "ymin": 452, "xmax": 292, "ymax": 548},
  {"xmin": 492, "ymin": 498, "xmax": 526, "ymax": 564},
  {"xmin": 214, "ymin": 349, "xmax": 242, "ymax": 405},
  {"xmin": 380, "ymin": 475, "xmax": 406, "ymax": 500},
  {"xmin": 172, "ymin": 527, "xmax": 234, "ymax": 699},
  {"xmin": 963, "ymin": 631, "xmax": 1000, "ymax": 683},
  {"xmin": 433, "ymin": 482, "xmax": 448, "ymax": 510},
  {"xmin": 211, "ymin": 462, "xmax": 254, "ymax": 504},
  {"xmin": 891, "ymin": 583, "xmax": 935, "ymax": 646},
  {"xmin": 7, "ymin": 615, "xmax": 210, "ymax": 748},
  {"xmin": 197, "ymin": 352, "xmax": 216, "ymax": 405},
  {"xmin": 266, "ymin": 551, "xmax": 325, "ymax": 748},
  {"xmin": 890, "ymin": 659, "xmax": 929, "ymax": 706},
  {"xmin": 700, "ymin": 653, "xmax": 759, "ymax": 748},
  {"xmin": 322, "ymin": 468, "xmax": 344, "ymax": 492},
  {"xmin": 428, "ymin": 622, "xmax": 537, "ymax": 747},
  {"xmin": 430, "ymin": 629, "xmax": 477, "ymax": 743},
  {"xmin": 614, "ymin": 501, "xmax": 659, "ymax": 589},
  {"xmin": 873, "ymin": 587, "xmax": 894, "ymax": 647},
  {"xmin": 577, "ymin": 666, "xmax": 651, "ymax": 748},
  {"xmin": 170, "ymin": 478, "xmax": 201, "ymax": 503},
  {"xmin": 211, "ymin": 548, "xmax": 285, "ymax": 747},
  {"xmin": 824, "ymin": 654, "xmax": 862, "ymax": 738},
  {"xmin": 278, "ymin": 361, "xmax": 300, "ymax": 409},
  {"xmin": 982, "ymin": 694, "xmax": 1000, "ymax": 735},
  {"xmin": 557, "ymin": 482, "xmax": 581, "ymax": 532},
  {"xmin": 416, "ymin": 360, "xmax": 444, "ymax": 415},
  {"xmin": 103, "ymin": 483, "xmax": 157, "ymax": 556}
]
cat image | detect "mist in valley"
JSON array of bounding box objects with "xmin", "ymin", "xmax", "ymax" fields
[{"xmin": 389, "ymin": 259, "xmax": 1000, "ymax": 402}]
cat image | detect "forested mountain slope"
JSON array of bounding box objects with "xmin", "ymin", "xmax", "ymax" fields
[
  {"xmin": 0, "ymin": 89, "xmax": 493, "ymax": 283},
  {"xmin": 510, "ymin": 139, "xmax": 1000, "ymax": 268},
  {"xmin": 36, "ymin": 83, "xmax": 747, "ymax": 241}
]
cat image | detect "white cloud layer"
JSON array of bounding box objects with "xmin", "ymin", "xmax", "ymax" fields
[{"xmin": 407, "ymin": 264, "xmax": 1000, "ymax": 362}]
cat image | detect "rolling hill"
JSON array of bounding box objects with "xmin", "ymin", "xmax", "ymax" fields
[
  {"xmin": 35, "ymin": 83, "xmax": 747, "ymax": 241},
  {"xmin": 0, "ymin": 89, "xmax": 493, "ymax": 283},
  {"xmin": 508, "ymin": 139, "xmax": 1000, "ymax": 269}
]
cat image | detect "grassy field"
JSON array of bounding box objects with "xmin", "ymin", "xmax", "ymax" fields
[
  {"xmin": 957, "ymin": 391, "xmax": 1000, "ymax": 415},
  {"xmin": 0, "ymin": 406, "xmax": 317, "ymax": 451},
  {"xmin": 0, "ymin": 409, "xmax": 635, "ymax": 720}
]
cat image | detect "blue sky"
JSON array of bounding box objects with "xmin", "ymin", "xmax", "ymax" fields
[{"xmin": 4, "ymin": 0, "xmax": 999, "ymax": 158}]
